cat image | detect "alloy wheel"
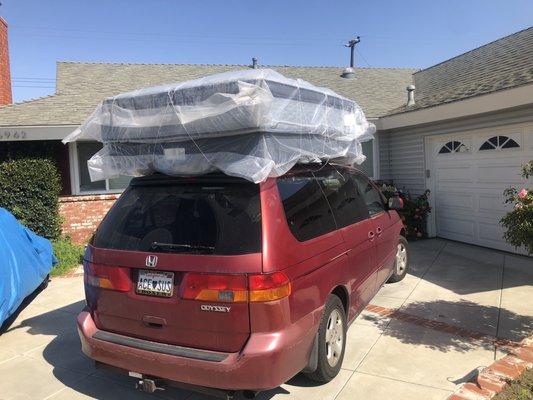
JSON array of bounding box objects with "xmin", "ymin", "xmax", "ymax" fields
[{"xmin": 325, "ymin": 309, "xmax": 344, "ymax": 367}]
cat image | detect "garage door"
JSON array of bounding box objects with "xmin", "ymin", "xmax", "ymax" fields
[{"xmin": 429, "ymin": 126, "xmax": 532, "ymax": 254}]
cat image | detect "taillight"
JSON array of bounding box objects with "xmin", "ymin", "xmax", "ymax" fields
[
  {"xmin": 182, "ymin": 273, "xmax": 248, "ymax": 302},
  {"xmin": 181, "ymin": 272, "xmax": 291, "ymax": 303},
  {"xmin": 249, "ymin": 272, "xmax": 291, "ymax": 302},
  {"xmin": 84, "ymin": 261, "xmax": 131, "ymax": 292}
]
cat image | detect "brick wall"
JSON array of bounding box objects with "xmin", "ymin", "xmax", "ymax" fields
[
  {"xmin": 59, "ymin": 194, "xmax": 120, "ymax": 244},
  {"xmin": 0, "ymin": 17, "xmax": 12, "ymax": 106}
]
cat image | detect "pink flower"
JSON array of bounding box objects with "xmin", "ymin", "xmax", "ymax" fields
[
  {"xmin": 515, "ymin": 203, "xmax": 523, "ymax": 210},
  {"xmin": 518, "ymin": 188, "xmax": 528, "ymax": 199}
]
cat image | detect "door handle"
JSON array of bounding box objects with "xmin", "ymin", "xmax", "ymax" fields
[
  {"xmin": 376, "ymin": 227, "xmax": 383, "ymax": 236},
  {"xmin": 368, "ymin": 231, "xmax": 375, "ymax": 241},
  {"xmin": 142, "ymin": 315, "xmax": 166, "ymax": 328}
]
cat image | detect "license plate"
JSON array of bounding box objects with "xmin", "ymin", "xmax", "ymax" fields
[{"xmin": 136, "ymin": 270, "xmax": 174, "ymax": 297}]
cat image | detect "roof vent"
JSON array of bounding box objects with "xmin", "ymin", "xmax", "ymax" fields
[
  {"xmin": 406, "ymin": 84, "xmax": 416, "ymax": 107},
  {"xmin": 341, "ymin": 67, "xmax": 356, "ymax": 79},
  {"xmin": 341, "ymin": 36, "xmax": 360, "ymax": 79},
  {"xmin": 251, "ymin": 57, "xmax": 258, "ymax": 69}
]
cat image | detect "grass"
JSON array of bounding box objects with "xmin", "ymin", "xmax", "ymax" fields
[
  {"xmin": 494, "ymin": 368, "xmax": 533, "ymax": 400},
  {"xmin": 51, "ymin": 237, "xmax": 84, "ymax": 277}
]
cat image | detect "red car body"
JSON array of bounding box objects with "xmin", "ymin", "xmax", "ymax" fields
[{"xmin": 77, "ymin": 165, "xmax": 404, "ymax": 392}]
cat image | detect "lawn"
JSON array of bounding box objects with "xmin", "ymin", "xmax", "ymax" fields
[
  {"xmin": 51, "ymin": 237, "xmax": 84, "ymax": 276},
  {"xmin": 494, "ymin": 368, "xmax": 533, "ymax": 400}
]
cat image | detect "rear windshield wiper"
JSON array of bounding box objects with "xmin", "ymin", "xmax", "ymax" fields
[{"xmin": 150, "ymin": 242, "xmax": 215, "ymax": 252}]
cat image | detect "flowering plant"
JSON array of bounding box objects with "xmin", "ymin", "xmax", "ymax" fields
[
  {"xmin": 500, "ymin": 161, "xmax": 533, "ymax": 254},
  {"xmin": 378, "ymin": 182, "xmax": 431, "ymax": 239}
]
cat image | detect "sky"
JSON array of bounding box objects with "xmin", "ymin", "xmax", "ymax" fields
[{"xmin": 1, "ymin": 0, "xmax": 532, "ymax": 103}]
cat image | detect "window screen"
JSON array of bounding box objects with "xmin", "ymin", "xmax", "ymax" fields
[
  {"xmin": 314, "ymin": 169, "xmax": 369, "ymax": 228},
  {"xmin": 277, "ymin": 175, "xmax": 336, "ymax": 241},
  {"xmin": 93, "ymin": 180, "xmax": 262, "ymax": 255}
]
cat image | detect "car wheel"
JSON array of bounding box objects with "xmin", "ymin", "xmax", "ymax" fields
[
  {"xmin": 387, "ymin": 236, "xmax": 409, "ymax": 283},
  {"xmin": 304, "ymin": 294, "xmax": 346, "ymax": 383}
]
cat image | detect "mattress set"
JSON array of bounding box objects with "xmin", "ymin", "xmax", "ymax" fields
[{"xmin": 64, "ymin": 69, "xmax": 375, "ymax": 183}]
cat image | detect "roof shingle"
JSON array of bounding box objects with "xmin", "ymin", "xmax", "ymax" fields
[
  {"xmin": 0, "ymin": 62, "xmax": 415, "ymax": 127},
  {"xmin": 388, "ymin": 27, "xmax": 533, "ymax": 115}
]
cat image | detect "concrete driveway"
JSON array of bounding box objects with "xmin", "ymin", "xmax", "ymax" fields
[{"xmin": 0, "ymin": 239, "xmax": 532, "ymax": 400}]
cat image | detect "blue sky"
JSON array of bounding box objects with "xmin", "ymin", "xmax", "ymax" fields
[{"xmin": 2, "ymin": 0, "xmax": 532, "ymax": 102}]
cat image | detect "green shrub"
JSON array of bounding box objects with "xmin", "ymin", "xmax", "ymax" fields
[
  {"xmin": 501, "ymin": 161, "xmax": 533, "ymax": 255},
  {"xmin": 377, "ymin": 181, "xmax": 432, "ymax": 239},
  {"xmin": 0, "ymin": 158, "xmax": 62, "ymax": 239},
  {"xmin": 52, "ymin": 237, "xmax": 84, "ymax": 276}
]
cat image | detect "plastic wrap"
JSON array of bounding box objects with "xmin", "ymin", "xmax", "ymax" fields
[
  {"xmin": 0, "ymin": 208, "xmax": 55, "ymax": 327},
  {"xmin": 63, "ymin": 68, "xmax": 375, "ymax": 183}
]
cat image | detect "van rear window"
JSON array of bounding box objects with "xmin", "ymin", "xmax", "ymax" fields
[{"xmin": 93, "ymin": 180, "xmax": 261, "ymax": 255}]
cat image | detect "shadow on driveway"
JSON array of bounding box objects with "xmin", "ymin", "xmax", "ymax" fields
[
  {"xmin": 14, "ymin": 301, "xmax": 316, "ymax": 399},
  {"xmin": 363, "ymin": 299, "xmax": 533, "ymax": 353}
]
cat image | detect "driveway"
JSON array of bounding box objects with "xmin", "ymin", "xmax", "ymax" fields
[{"xmin": 0, "ymin": 239, "xmax": 531, "ymax": 400}]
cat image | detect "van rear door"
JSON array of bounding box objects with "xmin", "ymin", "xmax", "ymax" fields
[{"xmin": 85, "ymin": 175, "xmax": 262, "ymax": 353}]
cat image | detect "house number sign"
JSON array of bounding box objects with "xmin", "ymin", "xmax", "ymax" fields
[{"xmin": 0, "ymin": 130, "xmax": 28, "ymax": 140}]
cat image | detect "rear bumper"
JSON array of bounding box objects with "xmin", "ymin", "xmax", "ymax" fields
[{"xmin": 77, "ymin": 309, "xmax": 317, "ymax": 391}]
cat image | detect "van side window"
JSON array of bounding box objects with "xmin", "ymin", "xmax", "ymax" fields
[
  {"xmin": 314, "ymin": 169, "xmax": 369, "ymax": 228},
  {"xmin": 277, "ymin": 175, "xmax": 336, "ymax": 241},
  {"xmin": 352, "ymin": 174, "xmax": 385, "ymax": 216}
]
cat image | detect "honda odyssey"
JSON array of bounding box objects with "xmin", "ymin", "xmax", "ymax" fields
[{"xmin": 77, "ymin": 163, "xmax": 408, "ymax": 397}]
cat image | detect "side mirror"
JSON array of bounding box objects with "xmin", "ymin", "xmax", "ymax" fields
[{"xmin": 388, "ymin": 197, "xmax": 403, "ymax": 210}]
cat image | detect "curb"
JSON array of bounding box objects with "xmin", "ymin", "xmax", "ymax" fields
[{"xmin": 448, "ymin": 335, "xmax": 533, "ymax": 400}]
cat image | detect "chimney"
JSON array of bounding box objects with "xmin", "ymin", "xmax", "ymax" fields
[
  {"xmin": 406, "ymin": 84, "xmax": 415, "ymax": 107},
  {"xmin": 0, "ymin": 17, "xmax": 12, "ymax": 105}
]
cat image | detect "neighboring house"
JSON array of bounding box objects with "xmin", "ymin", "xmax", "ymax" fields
[
  {"xmin": 0, "ymin": 20, "xmax": 531, "ymax": 254},
  {"xmin": 377, "ymin": 27, "xmax": 533, "ymax": 254}
]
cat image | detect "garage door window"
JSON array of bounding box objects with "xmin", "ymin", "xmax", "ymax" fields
[
  {"xmin": 438, "ymin": 141, "xmax": 469, "ymax": 154},
  {"xmin": 479, "ymin": 136, "xmax": 519, "ymax": 151}
]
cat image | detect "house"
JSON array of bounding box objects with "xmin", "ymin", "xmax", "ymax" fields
[
  {"xmin": 377, "ymin": 27, "xmax": 533, "ymax": 254},
  {"xmin": 0, "ymin": 18, "xmax": 531, "ymax": 253}
]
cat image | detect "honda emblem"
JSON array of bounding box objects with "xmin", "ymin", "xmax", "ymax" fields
[{"xmin": 145, "ymin": 255, "xmax": 158, "ymax": 268}]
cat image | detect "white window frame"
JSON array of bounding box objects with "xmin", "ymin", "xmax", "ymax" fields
[{"xmin": 68, "ymin": 141, "xmax": 128, "ymax": 195}]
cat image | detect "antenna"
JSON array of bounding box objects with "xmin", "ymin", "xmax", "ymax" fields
[{"xmin": 344, "ymin": 36, "xmax": 361, "ymax": 68}]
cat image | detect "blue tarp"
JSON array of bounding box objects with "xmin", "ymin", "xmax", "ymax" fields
[{"xmin": 0, "ymin": 207, "xmax": 56, "ymax": 327}]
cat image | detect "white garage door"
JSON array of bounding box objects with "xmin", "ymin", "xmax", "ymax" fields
[{"xmin": 429, "ymin": 126, "xmax": 532, "ymax": 254}]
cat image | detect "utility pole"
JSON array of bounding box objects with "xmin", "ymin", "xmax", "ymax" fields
[{"xmin": 345, "ymin": 36, "xmax": 361, "ymax": 68}]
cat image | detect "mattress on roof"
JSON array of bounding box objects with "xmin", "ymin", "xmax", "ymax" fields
[{"xmin": 63, "ymin": 68, "xmax": 375, "ymax": 183}]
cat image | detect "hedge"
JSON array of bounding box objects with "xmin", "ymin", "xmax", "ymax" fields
[{"xmin": 0, "ymin": 158, "xmax": 62, "ymax": 240}]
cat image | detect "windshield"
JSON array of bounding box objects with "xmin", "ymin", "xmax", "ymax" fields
[{"xmin": 93, "ymin": 179, "xmax": 262, "ymax": 255}]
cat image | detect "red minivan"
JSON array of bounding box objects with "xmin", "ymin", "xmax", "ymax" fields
[{"xmin": 77, "ymin": 163, "xmax": 408, "ymax": 398}]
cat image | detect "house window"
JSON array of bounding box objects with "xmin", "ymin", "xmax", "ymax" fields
[
  {"xmin": 360, "ymin": 140, "xmax": 375, "ymax": 178},
  {"xmin": 73, "ymin": 141, "xmax": 131, "ymax": 194},
  {"xmin": 479, "ymin": 136, "xmax": 519, "ymax": 151},
  {"xmin": 438, "ymin": 141, "xmax": 469, "ymax": 154}
]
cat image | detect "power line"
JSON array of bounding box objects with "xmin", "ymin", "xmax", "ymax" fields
[
  {"xmin": 11, "ymin": 25, "xmax": 346, "ymax": 45},
  {"xmin": 12, "ymin": 31, "xmax": 339, "ymax": 47},
  {"xmin": 356, "ymin": 48, "xmax": 372, "ymax": 67},
  {"xmin": 12, "ymin": 85, "xmax": 55, "ymax": 88}
]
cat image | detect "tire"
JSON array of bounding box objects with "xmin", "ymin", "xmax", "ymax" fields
[
  {"xmin": 387, "ymin": 236, "xmax": 409, "ymax": 283},
  {"xmin": 304, "ymin": 294, "xmax": 346, "ymax": 383}
]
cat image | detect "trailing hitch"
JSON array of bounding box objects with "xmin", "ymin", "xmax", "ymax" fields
[{"xmin": 135, "ymin": 378, "xmax": 165, "ymax": 393}]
